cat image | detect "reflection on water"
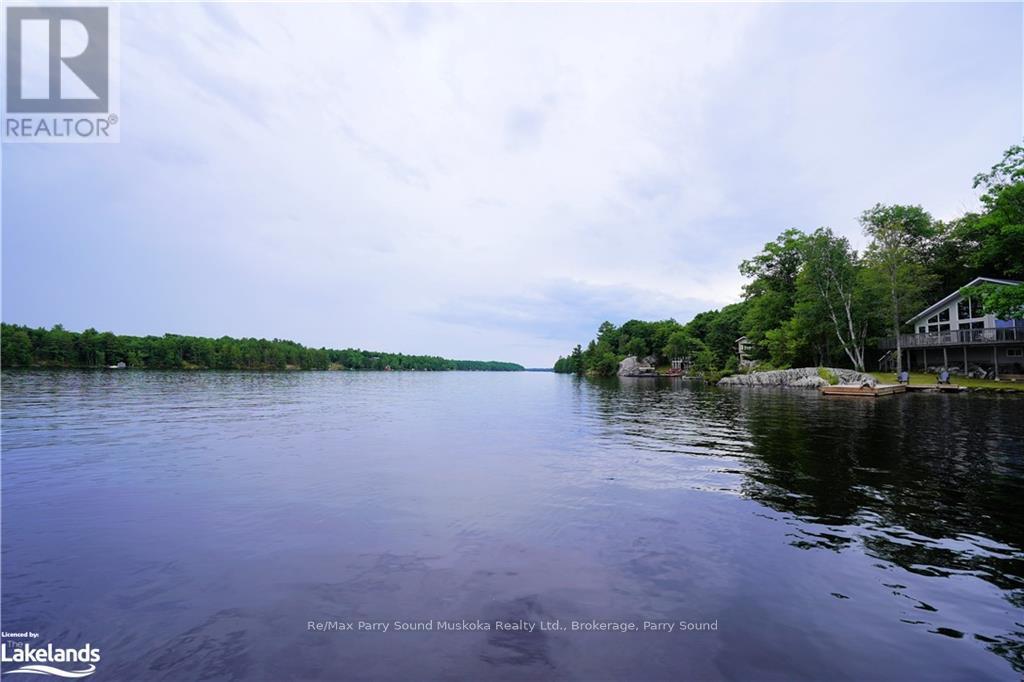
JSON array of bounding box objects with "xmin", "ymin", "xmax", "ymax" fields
[{"xmin": 2, "ymin": 371, "xmax": 1022, "ymax": 679}]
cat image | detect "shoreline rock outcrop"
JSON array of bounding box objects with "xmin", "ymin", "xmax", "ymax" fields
[
  {"xmin": 717, "ymin": 367, "xmax": 876, "ymax": 389},
  {"xmin": 618, "ymin": 355, "xmax": 658, "ymax": 377}
]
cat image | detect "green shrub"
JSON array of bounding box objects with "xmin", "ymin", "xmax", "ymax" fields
[{"xmin": 817, "ymin": 367, "xmax": 839, "ymax": 385}]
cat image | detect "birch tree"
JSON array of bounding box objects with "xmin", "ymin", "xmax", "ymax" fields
[{"xmin": 797, "ymin": 228, "xmax": 872, "ymax": 372}]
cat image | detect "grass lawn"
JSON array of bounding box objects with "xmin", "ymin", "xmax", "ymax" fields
[{"xmin": 869, "ymin": 371, "xmax": 1024, "ymax": 392}]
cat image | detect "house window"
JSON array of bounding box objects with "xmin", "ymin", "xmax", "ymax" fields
[
  {"xmin": 959, "ymin": 321, "xmax": 984, "ymax": 330},
  {"xmin": 918, "ymin": 326, "xmax": 925, "ymax": 333},
  {"xmin": 956, "ymin": 297, "xmax": 985, "ymax": 320},
  {"xmin": 938, "ymin": 324, "xmax": 950, "ymax": 331},
  {"xmin": 939, "ymin": 309, "xmax": 950, "ymax": 322},
  {"xmin": 958, "ymin": 298, "xmax": 970, "ymax": 319},
  {"xmin": 1008, "ymin": 348, "xmax": 1023, "ymax": 358}
]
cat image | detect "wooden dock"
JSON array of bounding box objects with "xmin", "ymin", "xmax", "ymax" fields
[
  {"xmin": 820, "ymin": 384, "xmax": 906, "ymax": 397},
  {"xmin": 904, "ymin": 384, "xmax": 968, "ymax": 393},
  {"xmin": 821, "ymin": 383, "xmax": 970, "ymax": 397}
]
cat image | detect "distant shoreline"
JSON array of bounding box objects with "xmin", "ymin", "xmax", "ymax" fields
[
  {"xmin": 0, "ymin": 323, "xmax": 524, "ymax": 372},
  {"xmin": 0, "ymin": 366, "xmax": 525, "ymax": 373}
]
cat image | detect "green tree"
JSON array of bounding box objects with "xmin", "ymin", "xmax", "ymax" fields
[
  {"xmin": 959, "ymin": 283, "xmax": 1024, "ymax": 319},
  {"xmin": 797, "ymin": 228, "xmax": 875, "ymax": 371},
  {"xmin": 738, "ymin": 229, "xmax": 807, "ymax": 357},
  {"xmin": 686, "ymin": 303, "xmax": 748, "ymax": 368},
  {"xmin": 739, "ymin": 228, "xmax": 808, "ymax": 301},
  {"xmin": 591, "ymin": 350, "xmax": 620, "ymax": 376},
  {"xmin": 570, "ymin": 344, "xmax": 584, "ymax": 375},
  {"xmin": 762, "ymin": 319, "xmax": 802, "ymax": 368},
  {"xmin": 1, "ymin": 327, "xmax": 33, "ymax": 367},
  {"xmin": 923, "ymin": 219, "xmax": 976, "ymax": 299},
  {"xmin": 595, "ymin": 321, "xmax": 619, "ymax": 351},
  {"xmin": 954, "ymin": 144, "xmax": 1024, "ymax": 279},
  {"xmin": 861, "ymin": 203, "xmax": 936, "ymax": 373},
  {"xmin": 791, "ymin": 283, "xmax": 839, "ymax": 366},
  {"xmin": 624, "ymin": 337, "xmax": 647, "ymax": 359},
  {"xmin": 663, "ymin": 330, "xmax": 702, "ymax": 360}
]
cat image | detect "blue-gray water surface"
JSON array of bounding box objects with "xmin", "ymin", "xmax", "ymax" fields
[{"xmin": 2, "ymin": 370, "xmax": 1023, "ymax": 680}]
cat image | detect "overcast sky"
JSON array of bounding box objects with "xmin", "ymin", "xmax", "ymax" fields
[{"xmin": 3, "ymin": 2, "xmax": 1021, "ymax": 367}]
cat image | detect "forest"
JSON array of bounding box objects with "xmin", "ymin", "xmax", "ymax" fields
[
  {"xmin": 555, "ymin": 143, "xmax": 1024, "ymax": 377},
  {"xmin": 0, "ymin": 324, "xmax": 524, "ymax": 372}
]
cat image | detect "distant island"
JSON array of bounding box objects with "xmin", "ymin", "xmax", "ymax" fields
[{"xmin": 0, "ymin": 323, "xmax": 524, "ymax": 372}]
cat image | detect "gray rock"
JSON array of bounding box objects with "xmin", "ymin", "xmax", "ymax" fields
[
  {"xmin": 717, "ymin": 367, "xmax": 877, "ymax": 389},
  {"xmin": 618, "ymin": 355, "xmax": 658, "ymax": 377}
]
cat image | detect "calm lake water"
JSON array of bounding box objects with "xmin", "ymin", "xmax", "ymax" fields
[{"xmin": 2, "ymin": 370, "xmax": 1022, "ymax": 680}]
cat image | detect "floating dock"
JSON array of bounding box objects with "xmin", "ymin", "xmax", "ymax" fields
[{"xmin": 820, "ymin": 384, "xmax": 906, "ymax": 397}]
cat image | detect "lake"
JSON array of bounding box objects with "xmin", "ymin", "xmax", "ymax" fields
[{"xmin": 1, "ymin": 370, "xmax": 1022, "ymax": 680}]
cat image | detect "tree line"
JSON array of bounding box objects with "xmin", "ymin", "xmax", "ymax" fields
[
  {"xmin": 555, "ymin": 143, "xmax": 1024, "ymax": 376},
  {"xmin": 0, "ymin": 324, "xmax": 524, "ymax": 372}
]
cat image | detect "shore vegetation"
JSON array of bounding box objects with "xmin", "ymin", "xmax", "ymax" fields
[
  {"xmin": 0, "ymin": 323, "xmax": 524, "ymax": 372},
  {"xmin": 555, "ymin": 143, "xmax": 1024, "ymax": 377}
]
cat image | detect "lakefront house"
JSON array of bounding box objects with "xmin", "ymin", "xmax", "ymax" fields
[
  {"xmin": 878, "ymin": 277, "xmax": 1024, "ymax": 379},
  {"xmin": 736, "ymin": 336, "xmax": 755, "ymax": 369}
]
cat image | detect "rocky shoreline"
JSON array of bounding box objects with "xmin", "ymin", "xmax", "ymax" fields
[
  {"xmin": 717, "ymin": 367, "xmax": 877, "ymax": 389},
  {"xmin": 617, "ymin": 355, "xmax": 660, "ymax": 377}
]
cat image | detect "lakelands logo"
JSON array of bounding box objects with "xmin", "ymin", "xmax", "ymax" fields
[
  {"xmin": 1, "ymin": 642, "xmax": 101, "ymax": 678},
  {"xmin": 3, "ymin": 3, "xmax": 120, "ymax": 142}
]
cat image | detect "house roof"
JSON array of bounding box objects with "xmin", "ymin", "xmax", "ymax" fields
[{"xmin": 906, "ymin": 277, "xmax": 1022, "ymax": 325}]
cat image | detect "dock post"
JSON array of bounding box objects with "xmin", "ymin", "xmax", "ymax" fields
[
  {"xmin": 994, "ymin": 346, "xmax": 999, "ymax": 380},
  {"xmin": 963, "ymin": 346, "xmax": 967, "ymax": 372},
  {"xmin": 923, "ymin": 348, "xmax": 927, "ymax": 369},
  {"xmin": 943, "ymin": 347, "xmax": 948, "ymax": 369}
]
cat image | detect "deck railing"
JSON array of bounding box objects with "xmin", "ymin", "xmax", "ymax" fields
[{"xmin": 878, "ymin": 327, "xmax": 1024, "ymax": 350}]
